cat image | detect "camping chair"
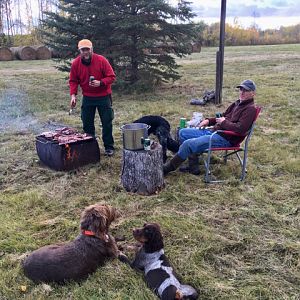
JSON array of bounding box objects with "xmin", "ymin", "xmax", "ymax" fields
[{"xmin": 203, "ymin": 106, "xmax": 262, "ymax": 183}]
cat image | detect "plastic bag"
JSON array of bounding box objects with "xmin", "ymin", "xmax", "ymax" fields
[{"xmin": 187, "ymin": 112, "xmax": 203, "ymax": 127}]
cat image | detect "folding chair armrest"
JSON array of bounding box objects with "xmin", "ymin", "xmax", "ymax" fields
[{"xmin": 215, "ymin": 130, "xmax": 245, "ymax": 137}]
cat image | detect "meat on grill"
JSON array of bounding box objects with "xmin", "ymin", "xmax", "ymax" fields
[{"xmin": 39, "ymin": 127, "xmax": 93, "ymax": 145}]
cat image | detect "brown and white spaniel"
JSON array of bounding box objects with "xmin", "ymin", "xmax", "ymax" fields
[{"xmin": 122, "ymin": 223, "xmax": 199, "ymax": 300}]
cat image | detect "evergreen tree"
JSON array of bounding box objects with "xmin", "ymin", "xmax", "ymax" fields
[{"xmin": 41, "ymin": 0, "xmax": 197, "ymax": 90}]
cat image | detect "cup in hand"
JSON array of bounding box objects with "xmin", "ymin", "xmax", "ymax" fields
[{"xmin": 89, "ymin": 76, "xmax": 95, "ymax": 84}]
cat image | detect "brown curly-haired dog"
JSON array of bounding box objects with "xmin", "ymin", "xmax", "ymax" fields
[{"xmin": 22, "ymin": 204, "xmax": 120, "ymax": 283}]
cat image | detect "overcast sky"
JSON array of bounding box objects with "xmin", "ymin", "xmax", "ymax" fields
[
  {"xmin": 13, "ymin": 0, "xmax": 300, "ymax": 31},
  {"xmin": 177, "ymin": 0, "xmax": 300, "ymax": 29}
]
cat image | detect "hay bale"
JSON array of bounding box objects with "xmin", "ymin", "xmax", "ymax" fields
[
  {"xmin": 0, "ymin": 47, "xmax": 13, "ymax": 61},
  {"xmin": 11, "ymin": 46, "xmax": 36, "ymax": 60},
  {"xmin": 34, "ymin": 45, "xmax": 51, "ymax": 60}
]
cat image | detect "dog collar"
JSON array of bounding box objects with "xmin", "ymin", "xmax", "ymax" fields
[
  {"xmin": 82, "ymin": 230, "xmax": 96, "ymax": 236},
  {"xmin": 81, "ymin": 230, "xmax": 109, "ymax": 242}
]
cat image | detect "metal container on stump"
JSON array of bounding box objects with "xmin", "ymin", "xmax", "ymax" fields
[{"xmin": 121, "ymin": 123, "xmax": 150, "ymax": 150}]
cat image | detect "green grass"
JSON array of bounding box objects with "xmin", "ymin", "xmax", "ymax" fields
[{"xmin": 0, "ymin": 44, "xmax": 299, "ymax": 300}]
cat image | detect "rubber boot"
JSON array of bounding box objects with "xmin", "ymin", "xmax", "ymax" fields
[
  {"xmin": 188, "ymin": 153, "xmax": 200, "ymax": 175},
  {"xmin": 179, "ymin": 154, "xmax": 200, "ymax": 175},
  {"xmin": 179, "ymin": 162, "xmax": 190, "ymax": 173},
  {"xmin": 163, "ymin": 154, "xmax": 185, "ymax": 175}
]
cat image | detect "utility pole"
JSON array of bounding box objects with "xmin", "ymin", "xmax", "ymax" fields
[{"xmin": 215, "ymin": 0, "xmax": 226, "ymax": 105}]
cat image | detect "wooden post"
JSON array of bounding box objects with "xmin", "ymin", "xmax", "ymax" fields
[
  {"xmin": 215, "ymin": 0, "xmax": 227, "ymax": 105},
  {"xmin": 215, "ymin": 50, "xmax": 220, "ymax": 104},
  {"xmin": 121, "ymin": 143, "xmax": 165, "ymax": 196}
]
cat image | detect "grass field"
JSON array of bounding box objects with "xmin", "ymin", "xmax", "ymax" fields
[{"xmin": 0, "ymin": 44, "xmax": 299, "ymax": 300}]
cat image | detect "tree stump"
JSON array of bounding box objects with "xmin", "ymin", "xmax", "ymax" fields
[{"xmin": 121, "ymin": 143, "xmax": 164, "ymax": 195}]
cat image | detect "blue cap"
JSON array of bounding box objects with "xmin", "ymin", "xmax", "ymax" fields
[{"xmin": 236, "ymin": 79, "xmax": 256, "ymax": 91}]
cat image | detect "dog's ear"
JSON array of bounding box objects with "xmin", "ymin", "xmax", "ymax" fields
[
  {"xmin": 144, "ymin": 223, "xmax": 164, "ymax": 253},
  {"xmin": 106, "ymin": 206, "xmax": 120, "ymax": 224}
]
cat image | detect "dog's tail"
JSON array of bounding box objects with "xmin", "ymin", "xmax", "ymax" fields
[{"xmin": 167, "ymin": 137, "xmax": 180, "ymax": 153}]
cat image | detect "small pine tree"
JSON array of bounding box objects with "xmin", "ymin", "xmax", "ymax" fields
[{"xmin": 41, "ymin": 0, "xmax": 198, "ymax": 91}]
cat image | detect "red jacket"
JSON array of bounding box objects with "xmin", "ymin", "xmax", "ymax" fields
[
  {"xmin": 69, "ymin": 53, "xmax": 116, "ymax": 97},
  {"xmin": 207, "ymin": 98, "xmax": 256, "ymax": 145}
]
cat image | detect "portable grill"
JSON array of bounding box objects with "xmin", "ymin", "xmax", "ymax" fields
[{"xmin": 36, "ymin": 128, "xmax": 100, "ymax": 171}]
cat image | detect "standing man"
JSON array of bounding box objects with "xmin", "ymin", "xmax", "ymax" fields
[
  {"xmin": 69, "ymin": 39, "xmax": 116, "ymax": 156},
  {"xmin": 163, "ymin": 79, "xmax": 257, "ymax": 175}
]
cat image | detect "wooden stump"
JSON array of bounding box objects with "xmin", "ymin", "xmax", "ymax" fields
[{"xmin": 121, "ymin": 143, "xmax": 164, "ymax": 195}]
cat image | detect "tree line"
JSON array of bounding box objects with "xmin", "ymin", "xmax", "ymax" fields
[
  {"xmin": 0, "ymin": 0, "xmax": 57, "ymax": 35},
  {"xmin": 0, "ymin": 0, "xmax": 58, "ymax": 45},
  {"xmin": 201, "ymin": 22, "xmax": 300, "ymax": 46}
]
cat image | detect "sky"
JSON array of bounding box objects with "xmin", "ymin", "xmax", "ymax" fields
[
  {"xmin": 8, "ymin": 0, "xmax": 300, "ymax": 32},
  {"xmin": 177, "ymin": 0, "xmax": 300, "ymax": 30}
]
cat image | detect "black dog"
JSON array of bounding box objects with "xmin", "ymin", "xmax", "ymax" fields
[
  {"xmin": 122, "ymin": 223, "xmax": 199, "ymax": 300},
  {"xmin": 133, "ymin": 115, "xmax": 179, "ymax": 162}
]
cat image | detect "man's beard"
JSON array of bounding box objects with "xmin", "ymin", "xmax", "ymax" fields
[{"xmin": 81, "ymin": 55, "xmax": 92, "ymax": 66}]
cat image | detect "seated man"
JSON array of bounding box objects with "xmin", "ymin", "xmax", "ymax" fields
[{"xmin": 163, "ymin": 79, "xmax": 257, "ymax": 175}]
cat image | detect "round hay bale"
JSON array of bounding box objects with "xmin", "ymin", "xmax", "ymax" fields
[
  {"xmin": 11, "ymin": 46, "xmax": 36, "ymax": 60},
  {"xmin": 34, "ymin": 45, "xmax": 51, "ymax": 60},
  {"xmin": 0, "ymin": 47, "xmax": 13, "ymax": 61}
]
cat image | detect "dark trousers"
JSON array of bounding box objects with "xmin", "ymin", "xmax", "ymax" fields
[{"xmin": 81, "ymin": 95, "xmax": 114, "ymax": 150}]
